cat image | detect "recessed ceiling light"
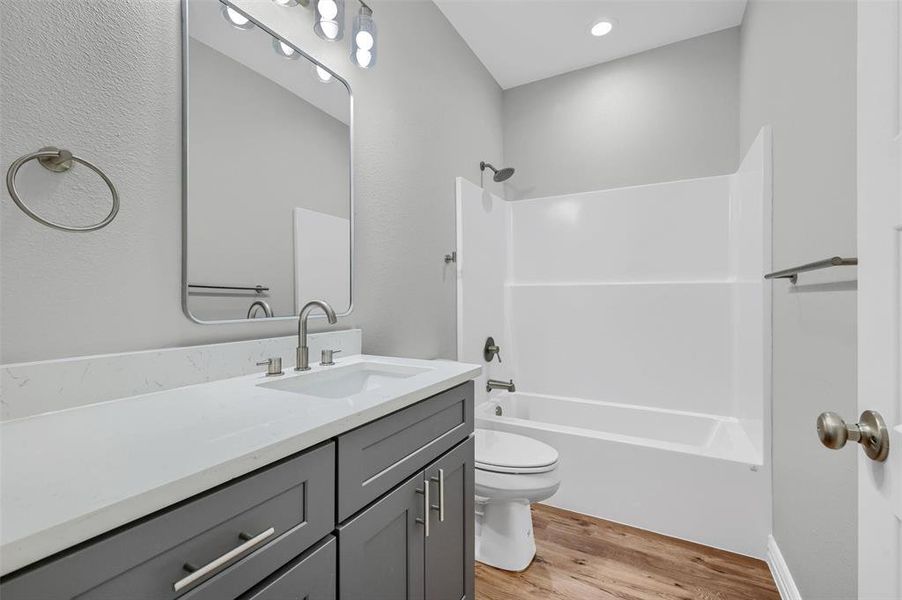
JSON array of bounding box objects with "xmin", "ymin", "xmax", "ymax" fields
[{"xmin": 590, "ymin": 20, "xmax": 613, "ymax": 37}]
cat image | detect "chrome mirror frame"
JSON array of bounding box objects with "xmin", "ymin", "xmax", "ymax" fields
[{"xmin": 180, "ymin": 0, "xmax": 354, "ymax": 325}]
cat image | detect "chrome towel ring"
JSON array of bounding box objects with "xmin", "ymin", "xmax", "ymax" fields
[{"xmin": 5, "ymin": 146, "xmax": 119, "ymax": 232}]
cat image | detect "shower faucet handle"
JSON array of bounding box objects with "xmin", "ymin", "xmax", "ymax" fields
[{"xmin": 483, "ymin": 337, "xmax": 502, "ymax": 363}]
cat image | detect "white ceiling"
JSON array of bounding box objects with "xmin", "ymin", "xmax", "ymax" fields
[{"xmin": 433, "ymin": 0, "xmax": 748, "ymax": 89}]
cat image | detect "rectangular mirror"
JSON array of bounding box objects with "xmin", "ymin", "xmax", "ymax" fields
[{"xmin": 182, "ymin": 0, "xmax": 352, "ymax": 323}]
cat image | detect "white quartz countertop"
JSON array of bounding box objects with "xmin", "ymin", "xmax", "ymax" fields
[{"xmin": 0, "ymin": 354, "xmax": 480, "ymax": 576}]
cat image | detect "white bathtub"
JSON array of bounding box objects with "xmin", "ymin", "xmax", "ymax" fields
[{"xmin": 476, "ymin": 392, "xmax": 770, "ymax": 558}]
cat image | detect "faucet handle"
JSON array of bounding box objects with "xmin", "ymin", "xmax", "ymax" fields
[
  {"xmin": 321, "ymin": 349, "xmax": 342, "ymax": 366},
  {"xmin": 256, "ymin": 357, "xmax": 284, "ymax": 376},
  {"xmin": 483, "ymin": 337, "xmax": 502, "ymax": 363}
]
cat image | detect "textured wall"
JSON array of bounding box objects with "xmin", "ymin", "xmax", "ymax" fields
[
  {"xmin": 502, "ymin": 28, "xmax": 740, "ymax": 200},
  {"xmin": 0, "ymin": 0, "xmax": 504, "ymax": 363},
  {"xmin": 739, "ymin": 1, "xmax": 858, "ymax": 597}
]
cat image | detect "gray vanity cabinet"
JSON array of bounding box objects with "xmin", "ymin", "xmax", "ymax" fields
[
  {"xmin": 237, "ymin": 535, "xmax": 336, "ymax": 600},
  {"xmin": 424, "ymin": 438, "xmax": 475, "ymax": 600},
  {"xmin": 0, "ymin": 381, "xmax": 476, "ymax": 600},
  {"xmin": 337, "ymin": 436, "xmax": 475, "ymax": 600},
  {"xmin": 336, "ymin": 382, "xmax": 475, "ymax": 522},
  {"xmin": 337, "ymin": 473, "xmax": 426, "ymax": 600},
  {"xmin": 0, "ymin": 442, "xmax": 336, "ymax": 600}
]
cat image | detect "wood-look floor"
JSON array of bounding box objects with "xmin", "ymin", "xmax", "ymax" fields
[{"xmin": 475, "ymin": 505, "xmax": 780, "ymax": 600}]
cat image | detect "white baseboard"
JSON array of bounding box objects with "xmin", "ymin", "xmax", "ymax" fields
[{"xmin": 766, "ymin": 535, "xmax": 802, "ymax": 600}]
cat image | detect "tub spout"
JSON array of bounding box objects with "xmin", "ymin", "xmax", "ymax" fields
[{"xmin": 487, "ymin": 379, "xmax": 516, "ymax": 393}]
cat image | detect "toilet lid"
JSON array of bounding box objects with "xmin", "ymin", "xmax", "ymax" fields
[{"xmin": 474, "ymin": 429, "xmax": 559, "ymax": 474}]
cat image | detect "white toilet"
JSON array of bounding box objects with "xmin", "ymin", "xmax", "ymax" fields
[{"xmin": 474, "ymin": 428, "xmax": 561, "ymax": 571}]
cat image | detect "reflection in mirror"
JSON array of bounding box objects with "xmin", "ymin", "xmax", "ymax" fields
[{"xmin": 183, "ymin": 0, "xmax": 352, "ymax": 323}]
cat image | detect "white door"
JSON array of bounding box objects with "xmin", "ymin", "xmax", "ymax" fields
[{"xmin": 858, "ymin": 1, "xmax": 902, "ymax": 598}]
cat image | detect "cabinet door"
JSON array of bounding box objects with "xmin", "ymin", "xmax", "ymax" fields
[
  {"xmin": 239, "ymin": 535, "xmax": 335, "ymax": 600},
  {"xmin": 337, "ymin": 473, "xmax": 426, "ymax": 600},
  {"xmin": 337, "ymin": 381, "xmax": 474, "ymax": 521},
  {"xmin": 425, "ymin": 437, "xmax": 474, "ymax": 600}
]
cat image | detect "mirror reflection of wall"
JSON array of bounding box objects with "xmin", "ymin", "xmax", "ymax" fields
[{"xmin": 185, "ymin": 0, "xmax": 351, "ymax": 323}]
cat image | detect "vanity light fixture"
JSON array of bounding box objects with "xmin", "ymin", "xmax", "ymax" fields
[
  {"xmin": 314, "ymin": 0, "xmax": 345, "ymax": 41},
  {"xmin": 314, "ymin": 64, "xmax": 334, "ymax": 83},
  {"xmin": 273, "ymin": 38, "xmax": 300, "ymax": 59},
  {"xmin": 350, "ymin": 2, "xmax": 376, "ymax": 68},
  {"xmin": 221, "ymin": 4, "xmax": 255, "ymax": 30},
  {"xmin": 590, "ymin": 19, "xmax": 614, "ymax": 37}
]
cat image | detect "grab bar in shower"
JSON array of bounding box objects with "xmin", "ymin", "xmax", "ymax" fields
[{"xmin": 764, "ymin": 257, "xmax": 858, "ymax": 284}]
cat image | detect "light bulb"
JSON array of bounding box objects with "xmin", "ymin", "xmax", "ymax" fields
[
  {"xmin": 315, "ymin": 65, "xmax": 333, "ymax": 82},
  {"xmin": 273, "ymin": 38, "xmax": 299, "ymax": 58},
  {"xmin": 355, "ymin": 49, "xmax": 372, "ymax": 68},
  {"xmin": 320, "ymin": 21, "xmax": 339, "ymax": 39},
  {"xmin": 314, "ymin": 0, "xmax": 344, "ymax": 41},
  {"xmin": 221, "ymin": 5, "xmax": 254, "ymax": 29},
  {"xmin": 350, "ymin": 6, "xmax": 376, "ymax": 68},
  {"xmin": 355, "ymin": 30, "xmax": 374, "ymax": 51},
  {"xmin": 225, "ymin": 6, "xmax": 250, "ymax": 26},
  {"xmin": 318, "ymin": 0, "xmax": 338, "ymax": 20}
]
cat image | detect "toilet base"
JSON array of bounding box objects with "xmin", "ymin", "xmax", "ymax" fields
[{"xmin": 475, "ymin": 499, "xmax": 536, "ymax": 572}]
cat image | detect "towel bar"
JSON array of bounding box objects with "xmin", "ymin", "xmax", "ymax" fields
[{"xmin": 765, "ymin": 257, "xmax": 858, "ymax": 284}]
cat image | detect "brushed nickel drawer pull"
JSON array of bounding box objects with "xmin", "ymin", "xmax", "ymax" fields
[
  {"xmin": 173, "ymin": 527, "xmax": 275, "ymax": 592},
  {"xmin": 415, "ymin": 482, "xmax": 430, "ymax": 537},
  {"xmin": 430, "ymin": 469, "xmax": 445, "ymax": 522}
]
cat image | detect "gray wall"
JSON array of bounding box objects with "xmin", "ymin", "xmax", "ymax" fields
[
  {"xmin": 739, "ymin": 1, "xmax": 858, "ymax": 598},
  {"xmin": 0, "ymin": 0, "xmax": 504, "ymax": 363},
  {"xmin": 502, "ymin": 27, "xmax": 739, "ymax": 200}
]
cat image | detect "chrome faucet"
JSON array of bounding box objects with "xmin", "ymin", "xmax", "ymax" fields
[{"xmin": 296, "ymin": 300, "xmax": 337, "ymax": 371}]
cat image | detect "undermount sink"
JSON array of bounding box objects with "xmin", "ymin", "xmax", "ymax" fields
[{"xmin": 258, "ymin": 361, "xmax": 431, "ymax": 399}]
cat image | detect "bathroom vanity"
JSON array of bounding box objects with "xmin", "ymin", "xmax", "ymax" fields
[
  {"xmin": 1, "ymin": 1, "xmax": 479, "ymax": 597},
  {"xmin": 0, "ymin": 355, "xmax": 479, "ymax": 600}
]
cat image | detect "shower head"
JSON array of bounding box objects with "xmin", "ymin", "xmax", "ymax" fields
[
  {"xmin": 493, "ymin": 167, "xmax": 515, "ymax": 182},
  {"xmin": 480, "ymin": 161, "xmax": 515, "ymax": 183}
]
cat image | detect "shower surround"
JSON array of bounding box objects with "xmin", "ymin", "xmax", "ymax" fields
[{"xmin": 457, "ymin": 128, "xmax": 773, "ymax": 557}]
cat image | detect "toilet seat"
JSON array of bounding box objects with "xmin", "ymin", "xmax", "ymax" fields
[
  {"xmin": 475, "ymin": 469, "xmax": 561, "ymax": 502},
  {"xmin": 475, "ymin": 429, "xmax": 559, "ymax": 474}
]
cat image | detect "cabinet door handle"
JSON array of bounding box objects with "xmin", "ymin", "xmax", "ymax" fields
[
  {"xmin": 416, "ymin": 481, "xmax": 430, "ymax": 537},
  {"xmin": 430, "ymin": 469, "xmax": 445, "ymax": 522},
  {"xmin": 173, "ymin": 527, "xmax": 275, "ymax": 592}
]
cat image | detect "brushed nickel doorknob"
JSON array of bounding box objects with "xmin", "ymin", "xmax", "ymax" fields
[
  {"xmin": 816, "ymin": 410, "xmax": 890, "ymax": 462},
  {"xmin": 816, "ymin": 411, "xmax": 853, "ymax": 449}
]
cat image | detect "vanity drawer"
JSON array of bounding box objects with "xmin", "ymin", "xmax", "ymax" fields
[
  {"xmin": 337, "ymin": 381, "xmax": 474, "ymax": 521},
  {"xmin": 237, "ymin": 535, "xmax": 336, "ymax": 600},
  {"xmin": 0, "ymin": 442, "xmax": 335, "ymax": 600}
]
